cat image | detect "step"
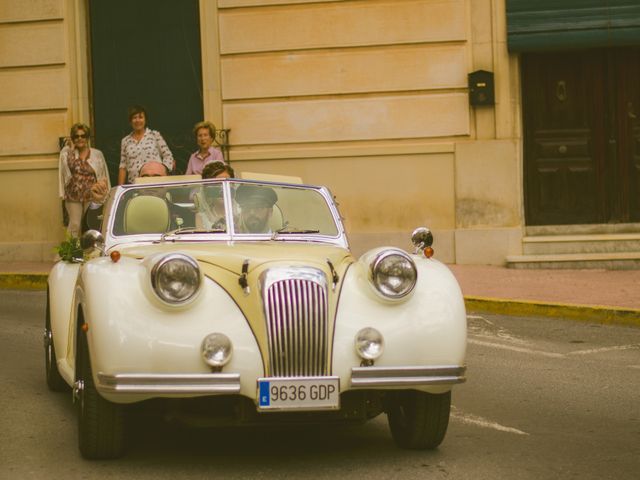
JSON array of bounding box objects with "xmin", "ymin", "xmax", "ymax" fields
[
  {"xmin": 506, "ymin": 252, "xmax": 640, "ymax": 270},
  {"xmin": 522, "ymin": 233, "xmax": 640, "ymax": 255},
  {"xmin": 526, "ymin": 223, "xmax": 640, "ymax": 236}
]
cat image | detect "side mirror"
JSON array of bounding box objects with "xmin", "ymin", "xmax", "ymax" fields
[
  {"xmin": 81, "ymin": 230, "xmax": 105, "ymax": 253},
  {"xmin": 411, "ymin": 227, "xmax": 433, "ymax": 251}
]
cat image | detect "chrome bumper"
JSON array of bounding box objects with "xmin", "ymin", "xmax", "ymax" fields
[
  {"xmin": 97, "ymin": 372, "xmax": 241, "ymax": 394},
  {"xmin": 350, "ymin": 365, "xmax": 466, "ymax": 388}
]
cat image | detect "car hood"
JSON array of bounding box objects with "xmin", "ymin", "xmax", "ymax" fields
[{"xmin": 117, "ymin": 241, "xmax": 353, "ymax": 276}]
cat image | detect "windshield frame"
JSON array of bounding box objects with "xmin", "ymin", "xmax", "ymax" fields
[{"xmin": 101, "ymin": 178, "xmax": 349, "ymax": 251}]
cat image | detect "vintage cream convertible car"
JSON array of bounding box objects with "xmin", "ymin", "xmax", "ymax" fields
[{"xmin": 45, "ymin": 177, "xmax": 467, "ymax": 459}]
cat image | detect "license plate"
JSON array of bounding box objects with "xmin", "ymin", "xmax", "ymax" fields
[{"xmin": 257, "ymin": 377, "xmax": 340, "ymax": 411}]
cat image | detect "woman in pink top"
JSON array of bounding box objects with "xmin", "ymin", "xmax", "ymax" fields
[{"xmin": 185, "ymin": 121, "xmax": 225, "ymax": 175}]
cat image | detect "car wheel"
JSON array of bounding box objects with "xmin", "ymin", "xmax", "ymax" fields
[
  {"xmin": 386, "ymin": 390, "xmax": 451, "ymax": 450},
  {"xmin": 76, "ymin": 330, "xmax": 125, "ymax": 459},
  {"xmin": 45, "ymin": 291, "xmax": 68, "ymax": 392}
]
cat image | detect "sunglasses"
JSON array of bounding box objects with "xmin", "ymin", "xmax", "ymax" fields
[{"xmin": 72, "ymin": 134, "xmax": 88, "ymax": 140}]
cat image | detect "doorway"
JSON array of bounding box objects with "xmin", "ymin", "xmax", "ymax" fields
[
  {"xmin": 522, "ymin": 49, "xmax": 640, "ymax": 225},
  {"xmin": 88, "ymin": 0, "xmax": 204, "ymax": 181}
]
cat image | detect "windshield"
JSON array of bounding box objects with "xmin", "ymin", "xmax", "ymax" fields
[{"xmin": 110, "ymin": 180, "xmax": 339, "ymax": 238}]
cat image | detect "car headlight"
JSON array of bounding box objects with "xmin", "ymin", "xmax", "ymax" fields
[
  {"xmin": 150, "ymin": 253, "xmax": 201, "ymax": 304},
  {"xmin": 201, "ymin": 333, "xmax": 233, "ymax": 367},
  {"xmin": 369, "ymin": 250, "xmax": 417, "ymax": 299},
  {"xmin": 355, "ymin": 327, "xmax": 384, "ymax": 360}
]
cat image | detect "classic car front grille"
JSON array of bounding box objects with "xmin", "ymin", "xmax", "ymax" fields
[{"xmin": 262, "ymin": 269, "xmax": 328, "ymax": 377}]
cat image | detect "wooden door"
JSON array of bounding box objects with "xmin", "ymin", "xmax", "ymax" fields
[
  {"xmin": 614, "ymin": 49, "xmax": 640, "ymax": 222},
  {"xmin": 523, "ymin": 49, "xmax": 640, "ymax": 225},
  {"xmin": 523, "ymin": 52, "xmax": 606, "ymax": 225},
  {"xmin": 88, "ymin": 0, "xmax": 203, "ymax": 181}
]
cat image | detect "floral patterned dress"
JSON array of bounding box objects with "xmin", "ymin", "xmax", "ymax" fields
[{"xmin": 64, "ymin": 153, "xmax": 97, "ymax": 202}]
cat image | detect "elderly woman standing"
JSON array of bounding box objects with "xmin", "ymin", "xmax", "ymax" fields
[
  {"xmin": 58, "ymin": 123, "xmax": 110, "ymax": 237},
  {"xmin": 185, "ymin": 121, "xmax": 225, "ymax": 175},
  {"xmin": 118, "ymin": 105, "xmax": 174, "ymax": 184}
]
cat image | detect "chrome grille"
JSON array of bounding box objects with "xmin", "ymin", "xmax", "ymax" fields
[{"xmin": 261, "ymin": 268, "xmax": 328, "ymax": 377}]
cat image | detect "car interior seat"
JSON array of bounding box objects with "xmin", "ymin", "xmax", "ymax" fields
[
  {"xmin": 124, "ymin": 195, "xmax": 170, "ymax": 234},
  {"xmin": 269, "ymin": 204, "xmax": 285, "ymax": 232}
]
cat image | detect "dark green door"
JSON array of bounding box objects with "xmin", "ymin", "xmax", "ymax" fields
[{"xmin": 89, "ymin": 0, "xmax": 203, "ymax": 181}]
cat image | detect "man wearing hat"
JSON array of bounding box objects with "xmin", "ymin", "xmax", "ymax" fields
[{"xmin": 235, "ymin": 184, "xmax": 278, "ymax": 233}]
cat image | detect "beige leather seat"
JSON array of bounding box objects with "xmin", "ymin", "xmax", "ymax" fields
[
  {"xmin": 124, "ymin": 195, "xmax": 170, "ymax": 234},
  {"xmin": 268, "ymin": 204, "xmax": 284, "ymax": 231}
]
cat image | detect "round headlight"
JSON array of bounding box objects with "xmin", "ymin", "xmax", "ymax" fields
[
  {"xmin": 355, "ymin": 327, "xmax": 384, "ymax": 360},
  {"xmin": 201, "ymin": 333, "xmax": 233, "ymax": 367},
  {"xmin": 370, "ymin": 250, "xmax": 417, "ymax": 299},
  {"xmin": 151, "ymin": 254, "xmax": 201, "ymax": 304}
]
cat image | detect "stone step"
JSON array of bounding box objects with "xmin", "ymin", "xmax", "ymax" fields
[
  {"xmin": 506, "ymin": 252, "xmax": 640, "ymax": 270},
  {"xmin": 526, "ymin": 223, "xmax": 640, "ymax": 236},
  {"xmin": 522, "ymin": 233, "xmax": 640, "ymax": 255}
]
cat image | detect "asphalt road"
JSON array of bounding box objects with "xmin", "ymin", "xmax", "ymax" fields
[{"xmin": 1, "ymin": 289, "xmax": 639, "ymax": 479}]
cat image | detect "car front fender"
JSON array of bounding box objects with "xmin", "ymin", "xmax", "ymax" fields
[
  {"xmin": 333, "ymin": 255, "xmax": 467, "ymax": 393},
  {"xmin": 78, "ymin": 256, "xmax": 264, "ymax": 403}
]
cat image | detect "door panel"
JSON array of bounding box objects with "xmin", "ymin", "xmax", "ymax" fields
[
  {"xmin": 523, "ymin": 52, "xmax": 605, "ymax": 225},
  {"xmin": 615, "ymin": 49, "xmax": 640, "ymax": 222},
  {"xmin": 523, "ymin": 49, "xmax": 639, "ymax": 225},
  {"xmin": 89, "ymin": 0, "xmax": 203, "ymax": 181}
]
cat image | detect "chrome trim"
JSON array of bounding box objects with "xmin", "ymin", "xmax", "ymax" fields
[
  {"xmin": 368, "ymin": 249, "xmax": 418, "ymax": 300},
  {"xmin": 350, "ymin": 365, "xmax": 466, "ymax": 387},
  {"xmin": 96, "ymin": 372, "xmax": 241, "ymax": 394},
  {"xmin": 261, "ymin": 267, "xmax": 329, "ymax": 377},
  {"xmin": 73, "ymin": 380, "xmax": 84, "ymax": 405}
]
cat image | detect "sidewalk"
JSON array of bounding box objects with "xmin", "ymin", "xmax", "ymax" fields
[
  {"xmin": 1, "ymin": 261, "xmax": 639, "ymax": 327},
  {"xmin": 448, "ymin": 265, "xmax": 640, "ymax": 327}
]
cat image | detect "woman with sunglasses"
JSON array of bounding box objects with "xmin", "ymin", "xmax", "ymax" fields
[{"xmin": 58, "ymin": 123, "xmax": 110, "ymax": 237}]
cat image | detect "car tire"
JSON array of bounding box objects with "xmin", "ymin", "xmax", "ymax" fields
[
  {"xmin": 77, "ymin": 331, "xmax": 126, "ymax": 459},
  {"xmin": 45, "ymin": 291, "xmax": 68, "ymax": 392},
  {"xmin": 386, "ymin": 390, "xmax": 451, "ymax": 450}
]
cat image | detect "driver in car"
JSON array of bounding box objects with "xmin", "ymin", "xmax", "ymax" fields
[{"xmin": 235, "ymin": 185, "xmax": 278, "ymax": 233}]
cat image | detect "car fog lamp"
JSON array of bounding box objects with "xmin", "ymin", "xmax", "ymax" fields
[
  {"xmin": 370, "ymin": 250, "xmax": 417, "ymax": 299},
  {"xmin": 355, "ymin": 327, "xmax": 384, "ymax": 360},
  {"xmin": 151, "ymin": 254, "xmax": 201, "ymax": 304},
  {"xmin": 201, "ymin": 333, "xmax": 233, "ymax": 367}
]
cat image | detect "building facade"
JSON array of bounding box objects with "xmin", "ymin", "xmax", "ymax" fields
[{"xmin": 1, "ymin": 0, "xmax": 638, "ymax": 267}]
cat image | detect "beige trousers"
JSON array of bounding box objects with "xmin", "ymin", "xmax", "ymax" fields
[{"xmin": 64, "ymin": 200, "xmax": 89, "ymax": 238}]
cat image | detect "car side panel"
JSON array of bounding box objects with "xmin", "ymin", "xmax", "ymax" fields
[{"xmin": 48, "ymin": 261, "xmax": 81, "ymax": 386}]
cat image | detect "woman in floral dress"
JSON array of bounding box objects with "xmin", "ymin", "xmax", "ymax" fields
[{"xmin": 58, "ymin": 123, "xmax": 111, "ymax": 237}]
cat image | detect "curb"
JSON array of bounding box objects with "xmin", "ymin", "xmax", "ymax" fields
[
  {"xmin": 465, "ymin": 296, "xmax": 640, "ymax": 328},
  {"xmin": 0, "ymin": 273, "xmax": 48, "ymax": 291}
]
